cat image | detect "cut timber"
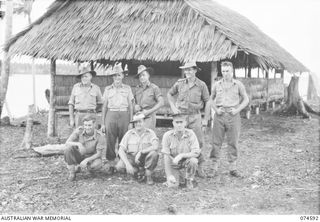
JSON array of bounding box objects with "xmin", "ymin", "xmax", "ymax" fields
[
  {"xmin": 47, "ymin": 59, "xmax": 56, "ymax": 137},
  {"xmin": 20, "ymin": 104, "xmax": 35, "ymax": 149},
  {"xmin": 274, "ymin": 76, "xmax": 319, "ymax": 118},
  {"xmin": 33, "ymin": 144, "xmax": 67, "ymax": 156}
]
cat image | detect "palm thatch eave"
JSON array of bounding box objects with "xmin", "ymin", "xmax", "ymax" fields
[{"xmin": 3, "ymin": 0, "xmax": 308, "ymax": 73}]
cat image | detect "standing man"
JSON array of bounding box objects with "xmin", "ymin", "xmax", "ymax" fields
[
  {"xmin": 101, "ymin": 64, "xmax": 134, "ymax": 172},
  {"xmin": 64, "ymin": 115, "xmax": 105, "ymax": 181},
  {"xmin": 116, "ymin": 112, "xmax": 159, "ymax": 185},
  {"xmin": 205, "ymin": 59, "xmax": 249, "ymax": 177},
  {"xmin": 167, "ymin": 61, "xmax": 210, "ymax": 178},
  {"xmin": 68, "ymin": 66, "xmax": 103, "ymax": 128},
  {"xmin": 162, "ymin": 113, "xmax": 201, "ymax": 189},
  {"xmin": 134, "ymin": 65, "xmax": 164, "ymax": 130}
]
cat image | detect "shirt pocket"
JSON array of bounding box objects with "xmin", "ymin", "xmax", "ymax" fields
[
  {"xmin": 127, "ymin": 141, "xmax": 139, "ymax": 154},
  {"xmin": 74, "ymin": 89, "xmax": 85, "ymax": 105},
  {"xmin": 189, "ymin": 87, "xmax": 201, "ymax": 103}
]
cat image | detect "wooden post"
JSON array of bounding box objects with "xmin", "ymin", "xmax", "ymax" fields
[
  {"xmin": 47, "ymin": 59, "xmax": 56, "ymax": 137},
  {"xmin": 258, "ymin": 68, "xmax": 260, "ymax": 78},
  {"xmin": 266, "ymin": 69, "xmax": 270, "ymax": 111},
  {"xmin": 255, "ymin": 106, "xmax": 259, "ymax": 115},
  {"xmin": 210, "ymin": 61, "xmax": 218, "ymax": 92}
]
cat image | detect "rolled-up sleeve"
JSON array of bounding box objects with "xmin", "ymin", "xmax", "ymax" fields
[
  {"xmin": 189, "ymin": 131, "xmax": 200, "ymax": 156},
  {"xmin": 66, "ymin": 128, "xmax": 80, "ymax": 143},
  {"xmin": 119, "ymin": 131, "xmax": 130, "ymax": 152},
  {"xmin": 201, "ymin": 83, "xmax": 210, "ymax": 102},
  {"xmin": 153, "ymin": 85, "xmax": 163, "ymax": 102},
  {"xmin": 161, "ymin": 132, "xmax": 171, "ymax": 155},
  {"xmin": 68, "ymin": 85, "xmax": 76, "ymax": 106}
]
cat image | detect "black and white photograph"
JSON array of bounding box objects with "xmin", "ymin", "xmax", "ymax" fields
[{"xmin": 0, "ymin": 0, "xmax": 319, "ymax": 217}]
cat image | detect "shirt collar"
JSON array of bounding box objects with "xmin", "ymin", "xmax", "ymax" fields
[
  {"xmin": 81, "ymin": 129, "xmax": 97, "ymax": 140},
  {"xmin": 112, "ymin": 83, "xmax": 124, "ymax": 88},
  {"xmin": 220, "ymin": 78, "xmax": 236, "ymax": 85},
  {"xmin": 80, "ymin": 82, "xmax": 93, "ymax": 87},
  {"xmin": 172, "ymin": 129, "xmax": 189, "ymax": 139},
  {"xmin": 186, "ymin": 77, "xmax": 201, "ymax": 87}
]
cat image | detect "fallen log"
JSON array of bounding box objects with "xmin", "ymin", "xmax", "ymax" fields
[{"xmin": 33, "ymin": 144, "xmax": 67, "ymax": 156}]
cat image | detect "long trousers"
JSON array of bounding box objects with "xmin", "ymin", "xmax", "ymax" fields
[
  {"xmin": 210, "ymin": 112, "xmax": 241, "ymax": 167},
  {"xmin": 116, "ymin": 151, "xmax": 159, "ymax": 172},
  {"xmin": 105, "ymin": 111, "xmax": 130, "ymax": 161}
]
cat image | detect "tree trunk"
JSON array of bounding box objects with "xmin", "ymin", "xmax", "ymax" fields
[
  {"xmin": 274, "ymin": 76, "xmax": 312, "ymax": 118},
  {"xmin": 47, "ymin": 59, "xmax": 56, "ymax": 137},
  {"xmin": 20, "ymin": 105, "xmax": 35, "ymax": 149},
  {"xmin": 0, "ymin": 0, "xmax": 13, "ymax": 119}
]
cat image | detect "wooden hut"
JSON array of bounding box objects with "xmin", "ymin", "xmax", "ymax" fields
[{"xmin": 4, "ymin": 0, "xmax": 308, "ymax": 137}]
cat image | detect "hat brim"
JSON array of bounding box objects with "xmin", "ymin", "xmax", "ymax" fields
[
  {"xmin": 179, "ymin": 66, "xmax": 201, "ymax": 71},
  {"xmin": 76, "ymin": 70, "xmax": 97, "ymax": 78},
  {"xmin": 129, "ymin": 115, "xmax": 151, "ymax": 123},
  {"xmin": 107, "ymin": 70, "xmax": 129, "ymax": 76},
  {"xmin": 135, "ymin": 67, "xmax": 154, "ymax": 78}
]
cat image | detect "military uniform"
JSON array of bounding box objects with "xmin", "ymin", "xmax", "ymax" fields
[
  {"xmin": 168, "ymin": 77, "xmax": 209, "ymax": 148},
  {"xmin": 68, "ymin": 83, "xmax": 103, "ymax": 127},
  {"xmin": 116, "ymin": 128, "xmax": 159, "ymax": 172},
  {"xmin": 134, "ymin": 82, "xmax": 162, "ymax": 130},
  {"xmin": 210, "ymin": 79, "xmax": 248, "ymax": 170},
  {"xmin": 64, "ymin": 126, "xmax": 105, "ymax": 172},
  {"xmin": 161, "ymin": 128, "xmax": 201, "ymax": 184},
  {"xmin": 103, "ymin": 83, "xmax": 134, "ymax": 161}
]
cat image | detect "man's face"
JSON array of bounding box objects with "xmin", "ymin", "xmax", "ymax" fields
[
  {"xmin": 139, "ymin": 71, "xmax": 150, "ymax": 84},
  {"xmin": 83, "ymin": 120, "xmax": 95, "ymax": 134},
  {"xmin": 134, "ymin": 119, "xmax": 145, "ymax": 130},
  {"xmin": 221, "ymin": 65, "xmax": 233, "ymax": 81},
  {"xmin": 112, "ymin": 73, "xmax": 124, "ymax": 84},
  {"xmin": 183, "ymin": 67, "xmax": 197, "ymax": 79},
  {"xmin": 81, "ymin": 73, "xmax": 92, "ymax": 85},
  {"xmin": 172, "ymin": 118, "xmax": 187, "ymax": 132}
]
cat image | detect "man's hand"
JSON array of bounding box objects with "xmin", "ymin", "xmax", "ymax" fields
[
  {"xmin": 80, "ymin": 159, "xmax": 89, "ymax": 171},
  {"xmin": 229, "ymin": 107, "xmax": 240, "ymax": 115},
  {"xmin": 172, "ymin": 154, "xmax": 183, "ymax": 165},
  {"xmin": 134, "ymin": 104, "xmax": 142, "ymax": 112},
  {"xmin": 171, "ymin": 106, "xmax": 181, "ymax": 115},
  {"xmin": 216, "ymin": 107, "xmax": 224, "ymax": 115},
  {"xmin": 135, "ymin": 151, "xmax": 142, "ymax": 165},
  {"xmin": 101, "ymin": 125, "xmax": 106, "ymax": 134},
  {"xmin": 126, "ymin": 164, "xmax": 135, "ymax": 175},
  {"xmin": 69, "ymin": 119, "xmax": 75, "ymax": 127},
  {"xmin": 141, "ymin": 109, "xmax": 150, "ymax": 116}
]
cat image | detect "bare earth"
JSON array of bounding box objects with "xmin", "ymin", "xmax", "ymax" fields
[{"xmin": 0, "ymin": 112, "xmax": 319, "ymax": 214}]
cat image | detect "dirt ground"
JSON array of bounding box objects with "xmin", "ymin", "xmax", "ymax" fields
[{"xmin": 0, "ymin": 111, "xmax": 319, "ymax": 215}]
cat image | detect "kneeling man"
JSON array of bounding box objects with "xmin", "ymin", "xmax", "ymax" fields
[
  {"xmin": 64, "ymin": 115, "xmax": 105, "ymax": 181},
  {"xmin": 116, "ymin": 112, "xmax": 159, "ymax": 185},
  {"xmin": 162, "ymin": 113, "xmax": 201, "ymax": 189}
]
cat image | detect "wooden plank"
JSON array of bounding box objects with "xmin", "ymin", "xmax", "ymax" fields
[{"xmin": 47, "ymin": 59, "xmax": 56, "ymax": 137}]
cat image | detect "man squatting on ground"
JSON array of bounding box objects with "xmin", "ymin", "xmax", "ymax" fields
[
  {"xmin": 64, "ymin": 115, "xmax": 105, "ymax": 181},
  {"xmin": 133, "ymin": 65, "xmax": 164, "ymax": 130},
  {"xmin": 68, "ymin": 66, "xmax": 103, "ymax": 128},
  {"xmin": 101, "ymin": 64, "xmax": 134, "ymax": 172},
  {"xmin": 162, "ymin": 113, "xmax": 201, "ymax": 189},
  {"xmin": 205, "ymin": 59, "xmax": 249, "ymax": 177},
  {"xmin": 116, "ymin": 112, "xmax": 159, "ymax": 185},
  {"xmin": 167, "ymin": 62, "xmax": 210, "ymax": 178}
]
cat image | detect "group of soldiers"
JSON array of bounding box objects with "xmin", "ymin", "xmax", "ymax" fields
[{"xmin": 64, "ymin": 60, "xmax": 249, "ymax": 189}]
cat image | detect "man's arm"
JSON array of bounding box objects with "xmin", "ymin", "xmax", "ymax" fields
[
  {"xmin": 141, "ymin": 138, "xmax": 159, "ymax": 154},
  {"xmin": 80, "ymin": 149, "xmax": 102, "ymax": 166},
  {"xmin": 237, "ymin": 82, "xmax": 249, "ymax": 112},
  {"xmin": 143, "ymin": 97, "xmax": 164, "ymax": 116},
  {"xmin": 68, "ymin": 105, "xmax": 75, "ymax": 127}
]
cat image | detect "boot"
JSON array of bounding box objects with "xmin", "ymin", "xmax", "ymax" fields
[
  {"xmin": 145, "ymin": 170, "xmax": 154, "ymax": 185},
  {"xmin": 186, "ymin": 178, "xmax": 194, "ymax": 189},
  {"xmin": 196, "ymin": 162, "xmax": 206, "ymax": 178},
  {"xmin": 207, "ymin": 161, "xmax": 219, "ymax": 178},
  {"xmin": 67, "ymin": 165, "xmax": 76, "ymax": 181}
]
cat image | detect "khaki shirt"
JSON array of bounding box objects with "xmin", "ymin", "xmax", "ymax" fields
[
  {"xmin": 103, "ymin": 83, "xmax": 134, "ymax": 109},
  {"xmin": 161, "ymin": 128, "xmax": 200, "ymax": 158},
  {"xmin": 212, "ymin": 79, "xmax": 247, "ymax": 107},
  {"xmin": 168, "ymin": 77, "xmax": 210, "ymax": 113},
  {"xmin": 66, "ymin": 127, "xmax": 105, "ymax": 156},
  {"xmin": 119, "ymin": 128, "xmax": 158, "ymax": 154},
  {"xmin": 68, "ymin": 83, "xmax": 103, "ymax": 110},
  {"xmin": 134, "ymin": 82, "xmax": 162, "ymax": 110}
]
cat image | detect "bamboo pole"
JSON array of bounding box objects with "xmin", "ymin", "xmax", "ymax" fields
[{"xmin": 47, "ymin": 59, "xmax": 56, "ymax": 137}]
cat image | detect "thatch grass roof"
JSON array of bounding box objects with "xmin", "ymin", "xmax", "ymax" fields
[{"xmin": 4, "ymin": 0, "xmax": 308, "ymax": 72}]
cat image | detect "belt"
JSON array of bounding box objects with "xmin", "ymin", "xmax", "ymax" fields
[
  {"xmin": 109, "ymin": 108, "xmax": 128, "ymax": 111},
  {"xmin": 75, "ymin": 109, "xmax": 96, "ymax": 113}
]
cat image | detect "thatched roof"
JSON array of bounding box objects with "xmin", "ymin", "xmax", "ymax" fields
[{"xmin": 4, "ymin": 0, "xmax": 308, "ymax": 72}]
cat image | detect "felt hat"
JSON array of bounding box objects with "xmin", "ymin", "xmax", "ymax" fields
[
  {"xmin": 179, "ymin": 61, "xmax": 201, "ymax": 71},
  {"xmin": 135, "ymin": 65, "xmax": 154, "ymax": 77},
  {"xmin": 106, "ymin": 63, "xmax": 129, "ymax": 76},
  {"xmin": 76, "ymin": 66, "xmax": 96, "ymax": 79}
]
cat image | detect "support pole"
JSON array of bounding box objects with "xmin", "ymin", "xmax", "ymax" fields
[
  {"xmin": 47, "ymin": 59, "xmax": 56, "ymax": 137},
  {"xmin": 210, "ymin": 62, "xmax": 218, "ymax": 127}
]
